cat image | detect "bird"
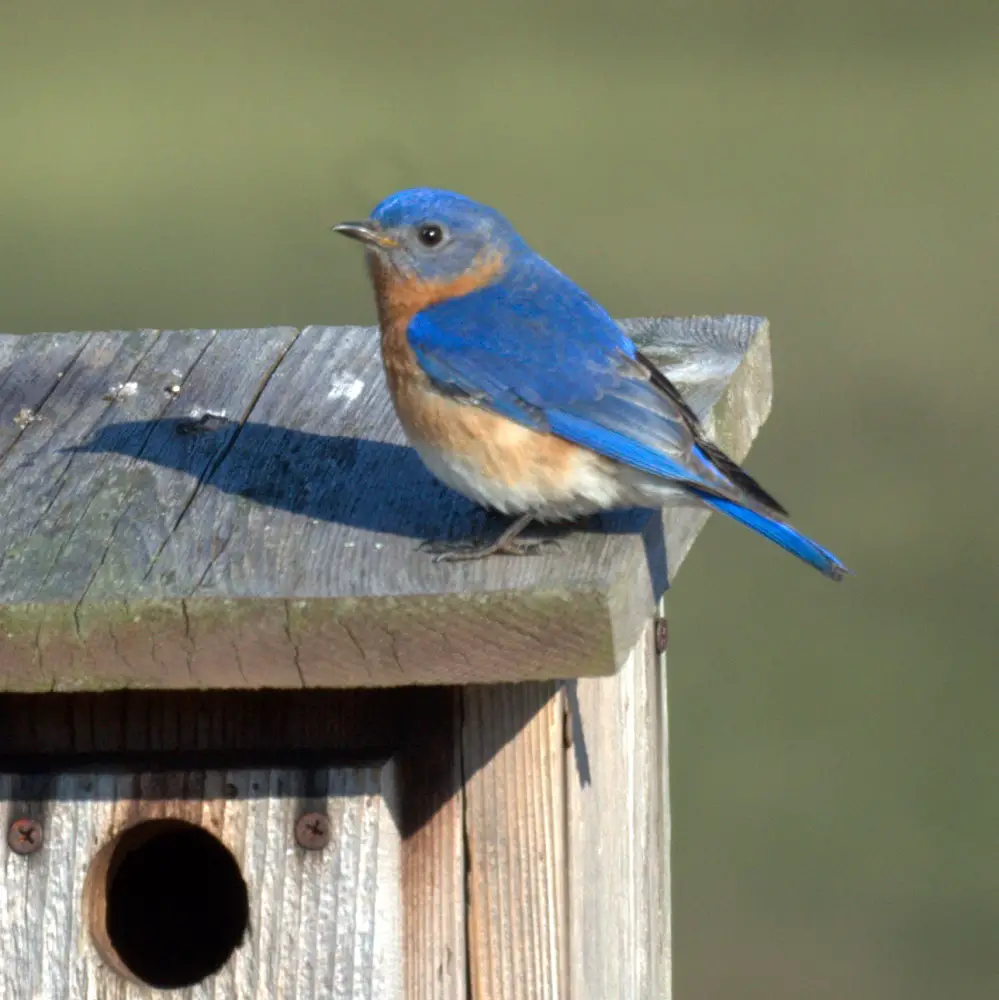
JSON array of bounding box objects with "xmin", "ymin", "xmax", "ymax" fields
[{"xmin": 332, "ymin": 187, "xmax": 850, "ymax": 580}]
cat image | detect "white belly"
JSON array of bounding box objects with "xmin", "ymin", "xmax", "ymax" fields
[{"xmin": 412, "ymin": 439, "xmax": 633, "ymax": 522}]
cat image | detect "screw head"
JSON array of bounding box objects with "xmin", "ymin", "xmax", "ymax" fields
[
  {"xmin": 7, "ymin": 818, "xmax": 43, "ymax": 856},
  {"xmin": 294, "ymin": 812, "xmax": 331, "ymax": 850}
]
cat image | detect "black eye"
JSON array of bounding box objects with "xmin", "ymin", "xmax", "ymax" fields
[{"xmin": 416, "ymin": 223, "xmax": 445, "ymax": 247}]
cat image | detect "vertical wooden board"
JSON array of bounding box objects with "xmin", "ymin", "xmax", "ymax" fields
[
  {"xmin": 401, "ymin": 688, "xmax": 467, "ymax": 1000},
  {"xmin": 0, "ymin": 774, "xmax": 32, "ymax": 996},
  {"xmin": 567, "ymin": 617, "xmax": 671, "ymax": 1000},
  {"xmin": 462, "ymin": 683, "xmax": 568, "ymax": 1000},
  {"xmin": 75, "ymin": 773, "xmax": 125, "ymax": 998},
  {"xmin": 371, "ymin": 761, "xmax": 405, "ymax": 1000},
  {"xmin": 0, "ymin": 762, "xmax": 403, "ymax": 1000}
]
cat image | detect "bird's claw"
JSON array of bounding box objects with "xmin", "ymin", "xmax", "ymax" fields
[{"xmin": 419, "ymin": 536, "xmax": 562, "ymax": 563}]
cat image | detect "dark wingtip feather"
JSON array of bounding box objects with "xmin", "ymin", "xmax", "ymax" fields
[
  {"xmin": 633, "ymin": 349, "xmax": 790, "ymax": 518},
  {"xmin": 694, "ymin": 439, "xmax": 790, "ymax": 518}
]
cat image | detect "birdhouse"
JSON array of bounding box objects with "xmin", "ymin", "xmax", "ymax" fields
[{"xmin": 0, "ymin": 315, "xmax": 772, "ymax": 999}]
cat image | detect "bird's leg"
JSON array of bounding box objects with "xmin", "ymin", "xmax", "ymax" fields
[{"xmin": 419, "ymin": 511, "xmax": 561, "ymax": 562}]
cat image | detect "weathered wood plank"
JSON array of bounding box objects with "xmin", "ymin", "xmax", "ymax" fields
[
  {"xmin": 401, "ymin": 688, "xmax": 467, "ymax": 1000},
  {"xmin": 0, "ymin": 689, "xmax": 408, "ymax": 760},
  {"xmin": 0, "ymin": 329, "xmax": 161, "ymax": 589},
  {"xmin": 0, "ymin": 761, "xmax": 402, "ymax": 999},
  {"xmin": 0, "ymin": 687, "xmax": 472, "ymax": 996},
  {"xmin": 81, "ymin": 328, "xmax": 300, "ymax": 604},
  {"xmin": 0, "ymin": 316, "xmax": 772, "ymax": 690},
  {"xmin": 461, "ymin": 683, "xmax": 568, "ymax": 1000},
  {"xmin": 567, "ymin": 619, "xmax": 671, "ymax": 1000},
  {"xmin": 0, "ymin": 332, "xmax": 92, "ymax": 456},
  {"xmin": 0, "ymin": 330, "xmax": 216, "ymax": 604}
]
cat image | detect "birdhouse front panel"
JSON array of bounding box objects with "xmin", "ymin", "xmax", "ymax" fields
[{"xmin": 0, "ymin": 762, "xmax": 402, "ymax": 999}]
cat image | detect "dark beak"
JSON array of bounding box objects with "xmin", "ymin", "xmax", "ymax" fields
[{"xmin": 331, "ymin": 221, "xmax": 398, "ymax": 249}]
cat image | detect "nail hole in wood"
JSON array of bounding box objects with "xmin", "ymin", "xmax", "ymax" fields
[{"xmin": 84, "ymin": 819, "xmax": 249, "ymax": 989}]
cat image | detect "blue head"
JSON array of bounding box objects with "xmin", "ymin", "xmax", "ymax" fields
[{"xmin": 333, "ymin": 188, "xmax": 526, "ymax": 284}]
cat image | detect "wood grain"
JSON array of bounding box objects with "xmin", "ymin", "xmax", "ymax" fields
[
  {"xmin": 0, "ymin": 686, "xmax": 480, "ymax": 997},
  {"xmin": 461, "ymin": 683, "xmax": 568, "ymax": 1000},
  {"xmin": 0, "ymin": 331, "xmax": 91, "ymax": 457},
  {"xmin": 567, "ymin": 617, "xmax": 671, "ymax": 1000},
  {"xmin": 0, "ymin": 316, "xmax": 772, "ymax": 689},
  {"xmin": 0, "ymin": 761, "xmax": 402, "ymax": 1000},
  {"xmin": 0, "ymin": 688, "xmax": 409, "ymax": 761},
  {"xmin": 400, "ymin": 687, "xmax": 468, "ymax": 1000}
]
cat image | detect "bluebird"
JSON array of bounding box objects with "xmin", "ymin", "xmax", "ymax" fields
[{"xmin": 333, "ymin": 188, "xmax": 849, "ymax": 579}]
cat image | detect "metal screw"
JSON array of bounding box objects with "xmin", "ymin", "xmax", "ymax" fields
[
  {"xmin": 7, "ymin": 818, "xmax": 43, "ymax": 856},
  {"xmin": 295, "ymin": 812, "xmax": 331, "ymax": 850},
  {"xmin": 654, "ymin": 616, "xmax": 669, "ymax": 655}
]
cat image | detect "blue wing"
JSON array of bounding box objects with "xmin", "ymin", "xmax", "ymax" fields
[
  {"xmin": 410, "ymin": 257, "xmax": 758, "ymax": 501},
  {"xmin": 408, "ymin": 256, "xmax": 849, "ymax": 579}
]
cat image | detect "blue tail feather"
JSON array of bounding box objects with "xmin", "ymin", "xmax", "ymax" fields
[{"xmin": 697, "ymin": 493, "xmax": 850, "ymax": 581}]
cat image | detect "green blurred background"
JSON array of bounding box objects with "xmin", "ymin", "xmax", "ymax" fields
[{"xmin": 2, "ymin": 2, "xmax": 996, "ymax": 996}]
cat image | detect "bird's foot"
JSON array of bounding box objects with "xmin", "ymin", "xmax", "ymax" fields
[
  {"xmin": 418, "ymin": 511, "xmax": 562, "ymax": 562},
  {"xmin": 419, "ymin": 534, "xmax": 561, "ymax": 563}
]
